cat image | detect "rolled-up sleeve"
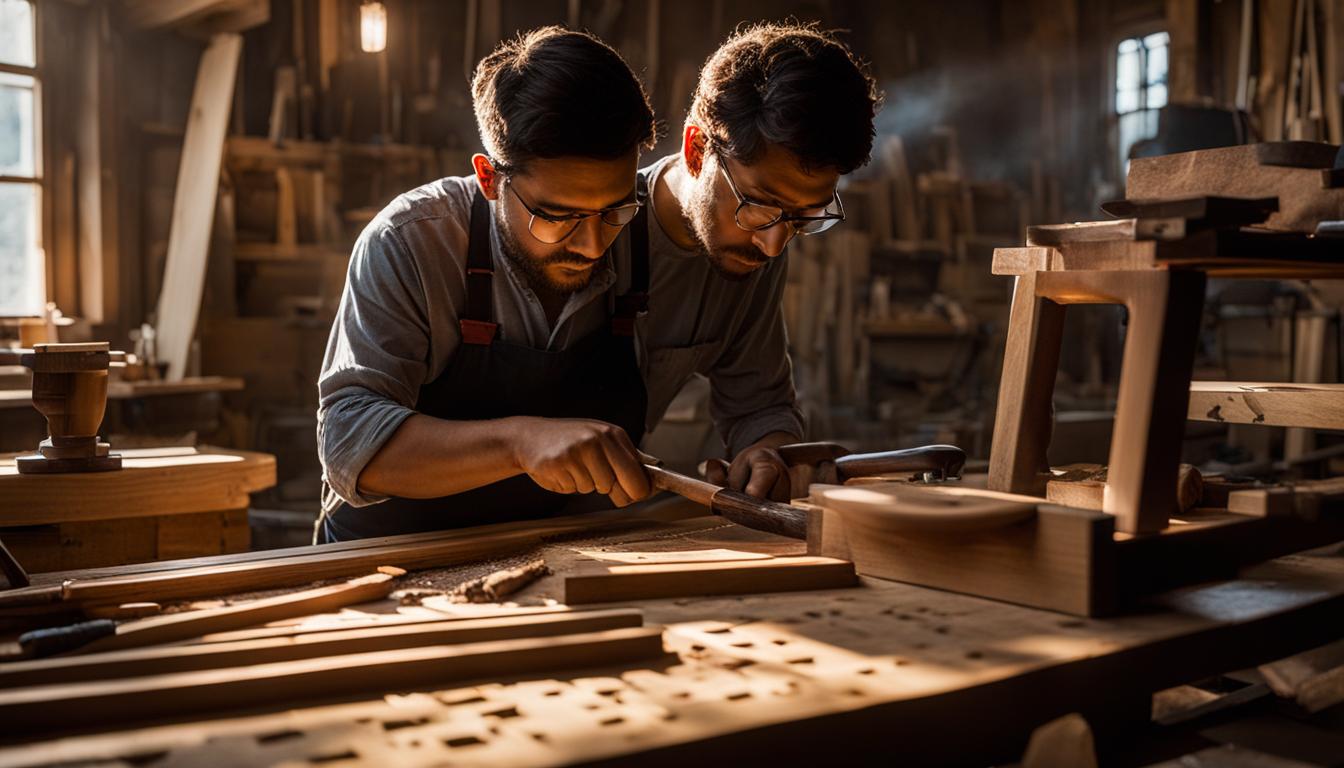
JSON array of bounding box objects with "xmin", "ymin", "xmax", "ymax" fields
[
  {"xmin": 317, "ymin": 221, "xmax": 439, "ymax": 510},
  {"xmin": 708, "ymin": 256, "xmax": 805, "ymax": 455}
]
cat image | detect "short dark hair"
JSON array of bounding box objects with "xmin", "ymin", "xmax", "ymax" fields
[
  {"xmin": 472, "ymin": 26, "xmax": 657, "ymax": 173},
  {"xmin": 689, "ymin": 22, "xmax": 881, "ymax": 174}
]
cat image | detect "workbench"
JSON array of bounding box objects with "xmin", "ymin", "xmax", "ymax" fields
[
  {"xmin": 1, "ymin": 501, "xmax": 1341, "ymax": 766},
  {"xmin": 0, "ymin": 445, "xmax": 275, "ymax": 572}
]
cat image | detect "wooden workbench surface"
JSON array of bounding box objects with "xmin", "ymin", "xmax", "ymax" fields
[
  {"xmin": 0, "ymin": 445, "xmax": 276, "ymax": 526},
  {"xmin": 3, "ymin": 511, "xmax": 1343, "ymax": 766}
]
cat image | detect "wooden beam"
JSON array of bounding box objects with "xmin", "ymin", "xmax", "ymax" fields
[
  {"xmin": 0, "ymin": 628, "xmax": 668, "ymax": 735},
  {"xmin": 154, "ymin": 34, "xmax": 241, "ymax": 381},
  {"xmin": 1188, "ymin": 382, "xmax": 1344, "ymax": 430},
  {"xmin": 0, "ymin": 609, "xmax": 644, "ymax": 688},
  {"xmin": 562, "ymin": 557, "xmax": 857, "ymax": 605},
  {"xmin": 0, "ymin": 531, "xmax": 540, "ymax": 613},
  {"xmin": 72, "ymin": 568, "xmax": 404, "ymax": 655}
]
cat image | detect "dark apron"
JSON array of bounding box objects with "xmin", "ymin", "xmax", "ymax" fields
[{"xmin": 320, "ymin": 185, "xmax": 650, "ymax": 542}]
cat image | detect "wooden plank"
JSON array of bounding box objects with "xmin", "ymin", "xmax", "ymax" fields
[
  {"xmin": 189, "ymin": 605, "xmax": 580, "ymax": 645},
  {"xmin": 562, "ymin": 557, "xmax": 857, "ymax": 605},
  {"xmin": 1188, "ymin": 381, "xmax": 1344, "ymax": 430},
  {"xmin": 23, "ymin": 503, "xmax": 699, "ymax": 588},
  {"xmin": 0, "ymin": 531, "xmax": 540, "ymax": 612},
  {"xmin": 0, "ymin": 447, "xmax": 275, "ymax": 527},
  {"xmin": 154, "ymin": 34, "xmax": 241, "ymax": 381},
  {"xmin": 0, "ymin": 627, "xmax": 667, "ymax": 736},
  {"xmin": 73, "ymin": 569, "xmax": 404, "ymax": 654},
  {"xmin": 0, "ymin": 609, "xmax": 644, "ymax": 688},
  {"xmin": 1026, "ymin": 218, "xmax": 1187, "ymax": 246}
]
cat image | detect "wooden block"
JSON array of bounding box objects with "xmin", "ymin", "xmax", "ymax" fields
[
  {"xmin": 76, "ymin": 568, "xmax": 404, "ymax": 654},
  {"xmin": 809, "ymin": 499, "xmax": 1115, "ymax": 616},
  {"xmin": 0, "ymin": 627, "xmax": 668, "ymax": 735},
  {"xmin": 0, "ymin": 608, "xmax": 644, "ymax": 688},
  {"xmin": 1229, "ymin": 488, "xmax": 1299, "ymax": 517},
  {"xmin": 1047, "ymin": 464, "xmax": 1202, "ymax": 513},
  {"xmin": 562, "ymin": 557, "xmax": 857, "ymax": 605},
  {"xmin": 1126, "ymin": 143, "xmax": 1344, "ymax": 233}
]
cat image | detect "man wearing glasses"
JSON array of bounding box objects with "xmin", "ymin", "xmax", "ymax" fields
[
  {"xmin": 633, "ymin": 22, "xmax": 880, "ymax": 501},
  {"xmin": 315, "ymin": 28, "xmax": 659, "ymax": 541}
]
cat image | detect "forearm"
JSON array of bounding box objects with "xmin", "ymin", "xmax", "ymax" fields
[{"xmin": 356, "ymin": 414, "xmax": 526, "ymax": 499}]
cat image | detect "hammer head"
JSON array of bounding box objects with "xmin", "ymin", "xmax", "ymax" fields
[{"xmin": 778, "ymin": 442, "xmax": 967, "ymax": 498}]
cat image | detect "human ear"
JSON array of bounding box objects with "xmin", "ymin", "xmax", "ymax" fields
[
  {"xmin": 471, "ymin": 154, "xmax": 500, "ymax": 200},
  {"xmin": 682, "ymin": 125, "xmax": 706, "ymax": 177}
]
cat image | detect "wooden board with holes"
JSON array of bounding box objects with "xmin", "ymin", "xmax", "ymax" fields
[
  {"xmin": 7, "ymin": 551, "xmax": 1344, "ymax": 766},
  {"xmin": 0, "ymin": 609, "xmax": 646, "ymax": 689},
  {"xmin": 562, "ymin": 556, "xmax": 857, "ymax": 605},
  {"xmin": 0, "ymin": 627, "xmax": 668, "ymax": 736}
]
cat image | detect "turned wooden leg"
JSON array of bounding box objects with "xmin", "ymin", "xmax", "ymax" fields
[{"xmin": 988, "ymin": 271, "xmax": 1067, "ymax": 495}]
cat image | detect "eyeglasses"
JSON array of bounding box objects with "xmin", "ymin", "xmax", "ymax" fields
[
  {"xmin": 717, "ymin": 156, "xmax": 845, "ymax": 235},
  {"xmin": 504, "ymin": 179, "xmax": 645, "ymax": 244}
]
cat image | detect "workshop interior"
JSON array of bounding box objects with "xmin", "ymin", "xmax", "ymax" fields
[{"xmin": 2, "ymin": 0, "xmax": 1344, "ymax": 764}]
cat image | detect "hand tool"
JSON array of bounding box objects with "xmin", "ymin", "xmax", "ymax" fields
[
  {"xmin": 776, "ymin": 442, "xmax": 966, "ymax": 485},
  {"xmin": 640, "ymin": 458, "xmax": 809, "ymax": 540}
]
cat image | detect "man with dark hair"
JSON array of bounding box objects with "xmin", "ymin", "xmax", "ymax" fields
[
  {"xmin": 632, "ymin": 22, "xmax": 881, "ymax": 500},
  {"xmin": 316, "ymin": 27, "xmax": 659, "ymax": 541}
]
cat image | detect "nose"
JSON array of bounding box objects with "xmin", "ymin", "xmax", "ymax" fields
[
  {"xmin": 568, "ymin": 216, "xmax": 607, "ymax": 261},
  {"xmin": 751, "ymin": 223, "xmax": 795, "ymax": 259}
]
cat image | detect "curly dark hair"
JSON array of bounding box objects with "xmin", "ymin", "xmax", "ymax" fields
[
  {"xmin": 689, "ymin": 22, "xmax": 881, "ymax": 174},
  {"xmin": 472, "ymin": 26, "xmax": 658, "ymax": 173}
]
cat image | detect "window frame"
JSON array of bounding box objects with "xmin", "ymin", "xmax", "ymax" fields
[{"xmin": 0, "ymin": 0, "xmax": 45, "ymax": 317}]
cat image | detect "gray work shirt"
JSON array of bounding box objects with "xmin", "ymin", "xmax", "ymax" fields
[{"xmin": 317, "ymin": 154, "xmax": 803, "ymax": 511}]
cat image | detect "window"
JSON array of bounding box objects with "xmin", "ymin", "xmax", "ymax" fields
[
  {"xmin": 1115, "ymin": 31, "xmax": 1169, "ymax": 173},
  {"xmin": 0, "ymin": 0, "xmax": 42, "ymax": 316}
]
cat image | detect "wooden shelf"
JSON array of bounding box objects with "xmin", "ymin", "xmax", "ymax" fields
[{"xmin": 1188, "ymin": 381, "xmax": 1344, "ymax": 430}]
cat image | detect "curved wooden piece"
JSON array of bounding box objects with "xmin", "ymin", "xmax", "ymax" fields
[{"xmin": 809, "ymin": 482, "xmax": 1037, "ymax": 534}]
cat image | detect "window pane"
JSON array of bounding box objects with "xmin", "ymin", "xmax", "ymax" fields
[
  {"xmin": 1117, "ymin": 49, "xmax": 1140, "ymax": 91},
  {"xmin": 0, "ymin": 182, "xmax": 43, "ymax": 316},
  {"xmin": 1148, "ymin": 82, "xmax": 1168, "ymax": 109},
  {"xmin": 0, "ymin": 72, "xmax": 36, "ymax": 177},
  {"xmin": 1117, "ymin": 87, "xmax": 1140, "ymax": 114},
  {"xmin": 1119, "ymin": 38, "xmax": 1139, "ymax": 54},
  {"xmin": 1146, "ymin": 43, "xmax": 1168, "ymax": 86},
  {"xmin": 0, "ymin": 0, "xmax": 35, "ymax": 68},
  {"xmin": 1144, "ymin": 31, "xmax": 1170, "ymax": 50}
]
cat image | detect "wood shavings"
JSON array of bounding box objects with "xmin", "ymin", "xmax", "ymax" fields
[{"xmin": 449, "ymin": 560, "xmax": 550, "ymax": 604}]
